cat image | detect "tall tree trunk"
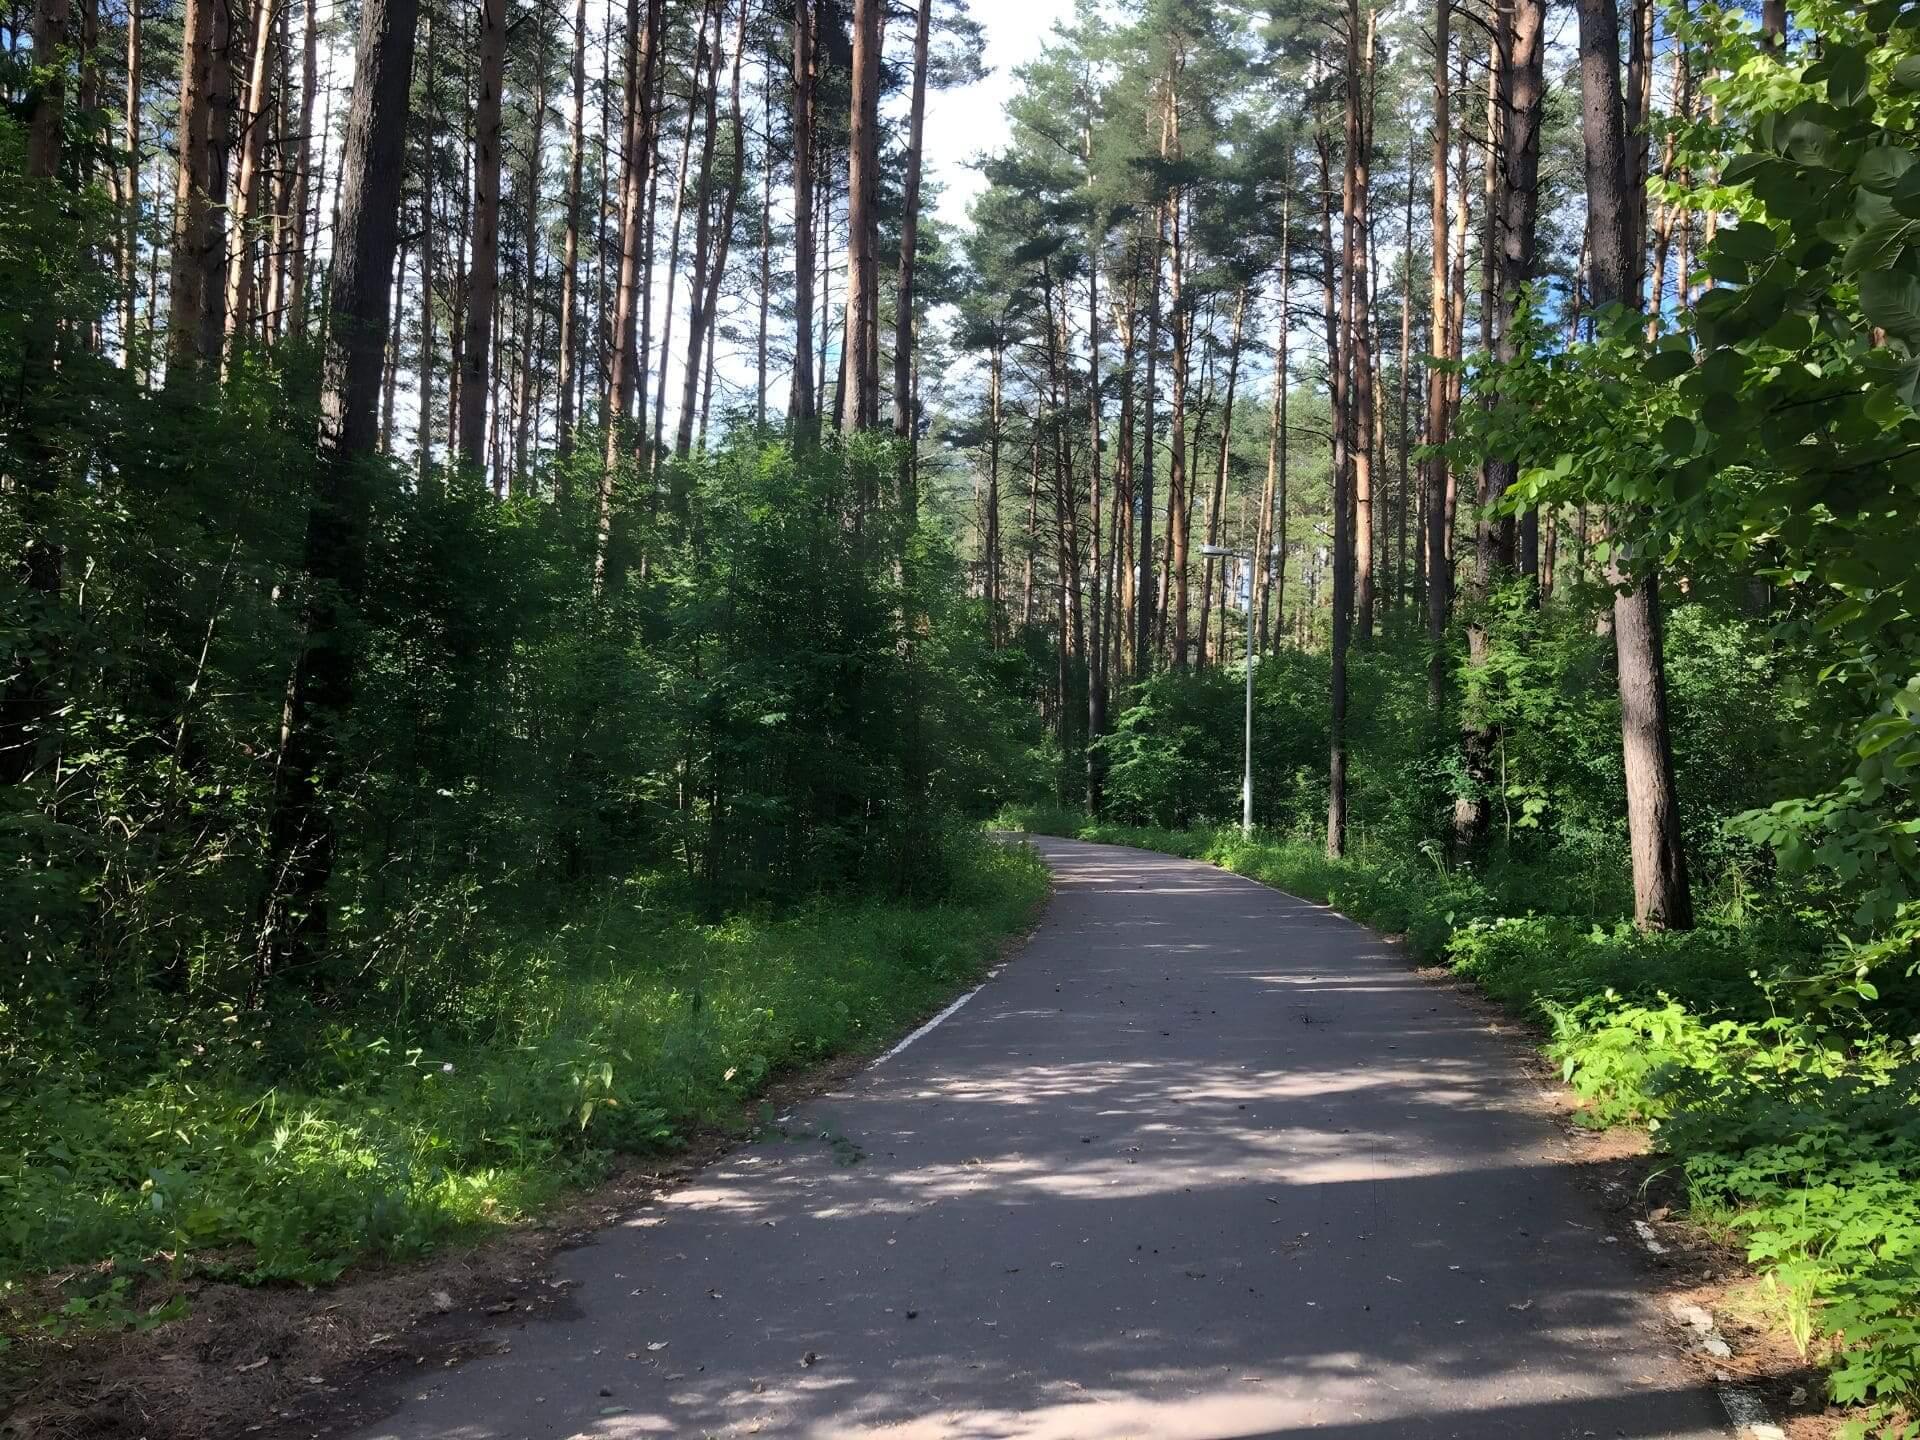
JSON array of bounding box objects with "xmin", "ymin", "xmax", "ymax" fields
[
  {"xmin": 456, "ymin": 0, "xmax": 506, "ymax": 475},
  {"xmin": 1397, "ymin": 119, "xmax": 1415, "ymax": 621},
  {"xmin": 892, "ymin": 0, "xmax": 932, "ymax": 511},
  {"xmin": 168, "ymin": 0, "xmax": 232, "ymax": 377},
  {"xmin": 1502, "ymin": 0, "xmax": 1545, "ymax": 581},
  {"xmin": 3, "ymin": 0, "xmax": 75, "ymax": 786},
  {"xmin": 259, "ymin": 0, "xmax": 419, "ymax": 985},
  {"xmin": 222, "ymin": 0, "xmax": 284, "ymax": 366},
  {"xmin": 652, "ymin": 11, "xmax": 706, "ymax": 475},
  {"xmin": 1135, "ymin": 185, "xmax": 1164, "ymax": 674},
  {"xmin": 840, "ymin": 0, "xmax": 882, "ymax": 430},
  {"xmin": 984, "ymin": 331, "xmax": 1003, "ymax": 636},
  {"xmin": 285, "ymin": 0, "xmax": 318, "ymax": 340},
  {"xmin": 555, "ymin": 0, "xmax": 587, "ymax": 465},
  {"xmin": 1577, "ymin": 0, "xmax": 1693, "ymax": 931},
  {"xmin": 1197, "ymin": 286, "xmax": 1245, "ymax": 665},
  {"xmin": 513, "ymin": 18, "xmax": 551, "ymax": 487},
  {"xmin": 789, "ymin": 0, "xmax": 816, "ymax": 438},
  {"xmin": 1255, "ymin": 180, "xmax": 1290, "ymax": 654},
  {"xmin": 414, "ymin": 6, "xmax": 437, "ymax": 481},
  {"xmin": 1327, "ymin": 7, "xmax": 1362, "ymax": 860},
  {"xmin": 595, "ymin": 0, "xmax": 661, "ymax": 591},
  {"xmin": 676, "ymin": 0, "xmax": 748, "ymax": 462},
  {"xmin": 1164, "ymin": 70, "xmax": 1189, "ymax": 666},
  {"xmin": 121, "ymin": 0, "xmax": 142, "ymax": 362},
  {"xmin": 755, "ymin": 42, "xmax": 771, "ymax": 427},
  {"xmin": 1351, "ymin": 6, "xmax": 1377, "ymax": 643}
]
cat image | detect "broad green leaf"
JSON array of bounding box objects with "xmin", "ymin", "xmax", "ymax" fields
[
  {"xmin": 1859, "ymin": 268, "xmax": 1920, "ymax": 344},
  {"xmin": 1844, "ymin": 216, "xmax": 1920, "ymax": 275}
]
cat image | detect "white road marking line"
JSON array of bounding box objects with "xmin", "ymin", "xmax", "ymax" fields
[{"xmin": 869, "ymin": 965, "xmax": 1005, "ymax": 1068}]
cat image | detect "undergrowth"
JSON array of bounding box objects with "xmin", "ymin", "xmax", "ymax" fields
[
  {"xmin": 0, "ymin": 838, "xmax": 1047, "ymax": 1340},
  {"xmin": 1003, "ymin": 805, "xmax": 1920, "ymax": 1436}
]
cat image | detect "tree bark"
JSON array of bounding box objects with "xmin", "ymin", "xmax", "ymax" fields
[
  {"xmin": 555, "ymin": 0, "xmax": 587, "ymax": 465},
  {"xmin": 840, "ymin": 0, "xmax": 883, "ymax": 431},
  {"xmin": 456, "ymin": 0, "xmax": 506, "ymax": 476},
  {"xmin": 1577, "ymin": 0, "xmax": 1694, "ymax": 931},
  {"xmin": 1351, "ymin": 6, "xmax": 1377, "ymax": 644},
  {"xmin": 168, "ymin": 0, "xmax": 232, "ymax": 377},
  {"xmin": 595, "ymin": 0, "xmax": 661, "ymax": 591},
  {"xmin": 675, "ymin": 0, "xmax": 748, "ymax": 462},
  {"xmin": 222, "ymin": 0, "xmax": 284, "ymax": 366},
  {"xmin": 1197, "ymin": 286, "xmax": 1245, "ymax": 665},
  {"xmin": 512, "ymin": 17, "xmax": 551, "ymax": 487},
  {"xmin": 892, "ymin": 0, "xmax": 932, "ymax": 508},
  {"xmin": 2, "ymin": 0, "xmax": 75, "ymax": 786},
  {"xmin": 258, "ymin": 0, "xmax": 419, "ymax": 984},
  {"xmin": 789, "ymin": 0, "xmax": 816, "ymax": 439}
]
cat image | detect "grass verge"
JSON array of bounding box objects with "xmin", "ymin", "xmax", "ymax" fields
[
  {"xmin": 1006, "ymin": 805, "xmax": 1920, "ymax": 1436},
  {"xmin": 0, "ymin": 837, "xmax": 1048, "ymax": 1347}
]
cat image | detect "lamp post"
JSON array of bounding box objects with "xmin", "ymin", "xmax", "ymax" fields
[{"xmin": 1201, "ymin": 542, "xmax": 1276, "ymax": 836}]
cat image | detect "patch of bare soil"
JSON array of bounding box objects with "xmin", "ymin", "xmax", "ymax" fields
[{"xmin": 2, "ymin": 896, "xmax": 1049, "ymax": 1440}]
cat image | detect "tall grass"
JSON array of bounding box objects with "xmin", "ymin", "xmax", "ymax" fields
[{"xmin": 0, "ymin": 839, "xmax": 1047, "ymax": 1307}]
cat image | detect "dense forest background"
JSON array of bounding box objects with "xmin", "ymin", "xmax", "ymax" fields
[{"xmin": 4, "ymin": 0, "xmax": 1920, "ymax": 1425}]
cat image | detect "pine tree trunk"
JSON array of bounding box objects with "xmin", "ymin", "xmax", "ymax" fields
[
  {"xmin": 1351, "ymin": 7, "xmax": 1377, "ymax": 644},
  {"xmin": 1135, "ymin": 184, "xmax": 1163, "ymax": 674},
  {"xmin": 121, "ymin": 0, "xmax": 142, "ymax": 363},
  {"xmin": 1196, "ymin": 287, "xmax": 1245, "ymax": 665},
  {"xmin": 259, "ymin": 0, "xmax": 419, "ymax": 986},
  {"xmin": 652, "ymin": 10, "xmax": 707, "ymax": 473},
  {"xmin": 789, "ymin": 0, "xmax": 816, "ymax": 438},
  {"xmin": 595, "ymin": 0, "xmax": 661, "ymax": 590},
  {"xmin": 1255, "ymin": 180, "xmax": 1290, "ymax": 655},
  {"xmin": 840, "ymin": 0, "xmax": 883, "ymax": 431},
  {"xmin": 455, "ymin": 0, "xmax": 506, "ymax": 474},
  {"xmin": 512, "ymin": 20, "xmax": 550, "ymax": 488},
  {"xmin": 676, "ymin": 0, "xmax": 747, "ymax": 462},
  {"xmin": 286, "ymin": 0, "xmax": 319, "ymax": 340},
  {"xmin": 1576, "ymin": 0, "xmax": 1694, "ymax": 931},
  {"xmin": 555, "ymin": 0, "xmax": 587, "ymax": 465},
  {"xmin": 3, "ymin": 0, "xmax": 74, "ymax": 786},
  {"xmin": 168, "ymin": 0, "xmax": 233, "ymax": 377},
  {"xmin": 892, "ymin": 0, "xmax": 932, "ymax": 501},
  {"xmin": 222, "ymin": 0, "xmax": 284, "ymax": 366}
]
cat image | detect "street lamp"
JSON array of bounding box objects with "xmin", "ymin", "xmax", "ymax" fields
[{"xmin": 1200, "ymin": 542, "xmax": 1278, "ymax": 836}]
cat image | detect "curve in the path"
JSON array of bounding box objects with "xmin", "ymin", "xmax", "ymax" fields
[{"xmin": 350, "ymin": 835, "xmax": 1732, "ymax": 1440}]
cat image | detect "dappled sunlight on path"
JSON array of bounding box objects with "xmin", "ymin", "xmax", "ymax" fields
[{"xmin": 349, "ymin": 836, "xmax": 1727, "ymax": 1440}]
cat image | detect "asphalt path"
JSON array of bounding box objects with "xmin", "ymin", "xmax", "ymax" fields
[{"xmin": 350, "ymin": 835, "xmax": 1734, "ymax": 1440}]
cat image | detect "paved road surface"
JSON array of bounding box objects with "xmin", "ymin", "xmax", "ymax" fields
[{"xmin": 351, "ymin": 836, "xmax": 1732, "ymax": 1439}]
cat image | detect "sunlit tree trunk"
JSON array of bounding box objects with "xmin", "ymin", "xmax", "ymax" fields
[
  {"xmin": 169, "ymin": 0, "xmax": 233, "ymax": 377},
  {"xmin": 222, "ymin": 0, "xmax": 283, "ymax": 367},
  {"xmin": 1255, "ymin": 179, "xmax": 1290, "ymax": 655},
  {"xmin": 1351, "ymin": 7, "xmax": 1377, "ymax": 644},
  {"xmin": 1197, "ymin": 286, "xmax": 1245, "ymax": 666},
  {"xmin": 595, "ymin": 0, "xmax": 661, "ymax": 591},
  {"xmin": 1577, "ymin": 0, "xmax": 1693, "ymax": 931},
  {"xmin": 676, "ymin": 0, "xmax": 748, "ymax": 463}
]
